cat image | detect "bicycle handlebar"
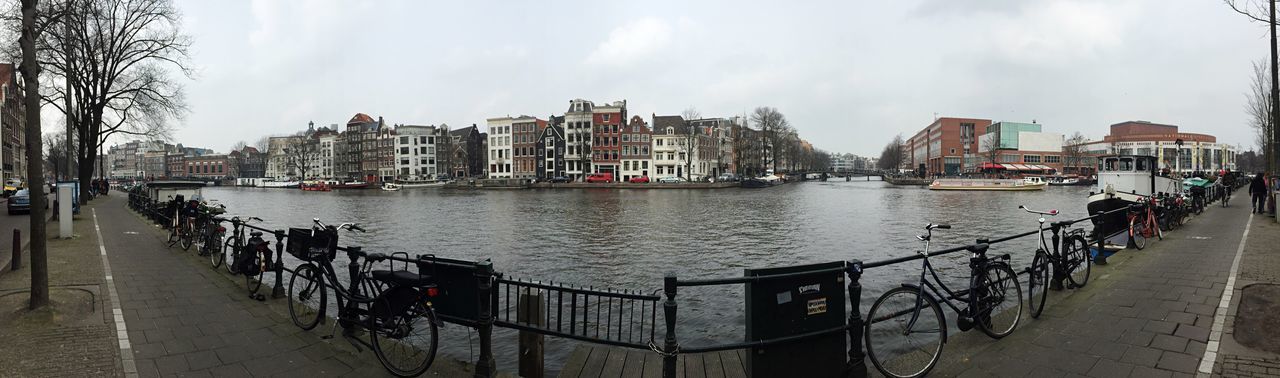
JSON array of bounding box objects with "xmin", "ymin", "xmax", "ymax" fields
[
  {"xmin": 926, "ymin": 223, "xmax": 950, "ymax": 230},
  {"xmin": 1019, "ymin": 205, "xmax": 1059, "ymax": 216},
  {"xmin": 313, "ymin": 218, "xmax": 365, "ymax": 233}
]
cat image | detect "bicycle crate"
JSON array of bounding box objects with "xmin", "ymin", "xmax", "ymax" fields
[{"xmin": 286, "ymin": 227, "xmax": 338, "ymax": 262}]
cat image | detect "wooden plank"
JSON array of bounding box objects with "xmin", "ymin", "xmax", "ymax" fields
[
  {"xmin": 641, "ymin": 349, "xmax": 663, "ymax": 378},
  {"xmin": 684, "ymin": 352, "xmax": 706, "ymax": 378},
  {"xmin": 702, "ymin": 351, "xmax": 724, "ymax": 378},
  {"xmin": 619, "ymin": 349, "xmax": 645, "ymax": 378},
  {"xmin": 580, "ymin": 346, "xmax": 611, "ymax": 378},
  {"xmin": 561, "ymin": 345, "xmax": 593, "ymax": 378},
  {"xmin": 719, "ymin": 349, "xmax": 747, "ymax": 378},
  {"xmin": 600, "ymin": 347, "xmax": 629, "ymax": 377},
  {"xmin": 676, "ymin": 351, "xmax": 687, "ymax": 378}
]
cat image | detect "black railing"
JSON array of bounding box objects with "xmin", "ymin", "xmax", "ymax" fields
[{"xmin": 494, "ymin": 278, "xmax": 659, "ymax": 349}]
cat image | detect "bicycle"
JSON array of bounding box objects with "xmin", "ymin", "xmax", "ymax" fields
[
  {"xmin": 864, "ymin": 224, "xmax": 1023, "ymax": 378},
  {"xmin": 1019, "ymin": 206, "xmax": 1092, "ymax": 319},
  {"xmin": 1127, "ymin": 199, "xmax": 1162, "ymax": 250},
  {"xmin": 216, "ymin": 216, "xmax": 262, "ymax": 270},
  {"xmin": 285, "ymin": 218, "xmax": 442, "ymax": 377},
  {"xmin": 195, "ymin": 204, "xmax": 226, "ymax": 257}
]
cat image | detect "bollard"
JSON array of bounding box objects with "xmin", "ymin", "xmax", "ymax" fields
[
  {"xmin": 473, "ymin": 260, "xmax": 496, "ymax": 378},
  {"xmin": 1094, "ymin": 211, "xmax": 1109, "ymax": 265},
  {"xmin": 662, "ymin": 274, "xmax": 678, "ymax": 378},
  {"xmin": 10, "ymin": 228, "xmax": 19, "ymax": 271},
  {"xmin": 846, "ymin": 261, "xmax": 868, "ymax": 378},
  {"xmin": 517, "ymin": 290, "xmax": 545, "ymax": 378},
  {"xmin": 271, "ymin": 230, "xmax": 286, "ymax": 298}
]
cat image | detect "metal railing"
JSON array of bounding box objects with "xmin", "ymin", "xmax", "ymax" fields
[{"xmin": 494, "ymin": 278, "xmax": 660, "ymax": 350}]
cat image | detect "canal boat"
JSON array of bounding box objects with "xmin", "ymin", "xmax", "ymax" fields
[
  {"xmin": 300, "ymin": 182, "xmax": 331, "ymax": 191},
  {"xmin": 1086, "ymin": 155, "xmax": 1181, "ymax": 237},
  {"xmin": 259, "ymin": 179, "xmax": 300, "ymax": 189},
  {"xmin": 381, "ymin": 182, "xmax": 402, "ymax": 191},
  {"xmin": 741, "ymin": 174, "xmax": 782, "ymax": 188},
  {"xmin": 1047, "ymin": 175, "xmax": 1083, "ymax": 186},
  {"xmin": 394, "ymin": 180, "xmax": 447, "ymax": 189},
  {"xmin": 331, "ymin": 181, "xmax": 371, "ymax": 189},
  {"xmin": 927, "ymin": 177, "xmax": 1047, "ymax": 191}
]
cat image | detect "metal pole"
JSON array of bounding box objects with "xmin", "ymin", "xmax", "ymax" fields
[
  {"xmin": 662, "ymin": 274, "xmax": 678, "ymax": 378},
  {"xmin": 846, "ymin": 261, "xmax": 867, "ymax": 378},
  {"xmin": 1272, "ymin": 0, "xmax": 1279, "ymax": 174},
  {"xmin": 474, "ymin": 260, "xmax": 496, "ymax": 378},
  {"xmin": 1094, "ymin": 211, "xmax": 1108, "ymax": 265},
  {"xmin": 10, "ymin": 228, "xmax": 20, "ymax": 271},
  {"xmin": 271, "ymin": 230, "xmax": 285, "ymax": 298}
]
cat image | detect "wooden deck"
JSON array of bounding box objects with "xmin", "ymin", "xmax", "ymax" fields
[{"xmin": 558, "ymin": 345, "xmax": 748, "ymax": 378}]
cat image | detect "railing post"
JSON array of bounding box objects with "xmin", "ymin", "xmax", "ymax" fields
[
  {"xmin": 271, "ymin": 230, "xmax": 286, "ymax": 298},
  {"xmin": 10, "ymin": 228, "xmax": 20, "ymax": 271},
  {"xmin": 846, "ymin": 261, "xmax": 867, "ymax": 378},
  {"xmin": 662, "ymin": 274, "xmax": 678, "ymax": 378},
  {"xmin": 1094, "ymin": 211, "xmax": 1109, "ymax": 265},
  {"xmin": 518, "ymin": 290, "xmax": 545, "ymax": 378},
  {"xmin": 1050, "ymin": 225, "xmax": 1065, "ymax": 290},
  {"xmin": 474, "ymin": 260, "xmax": 496, "ymax": 378}
]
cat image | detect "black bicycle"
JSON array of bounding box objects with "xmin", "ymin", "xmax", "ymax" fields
[
  {"xmin": 285, "ymin": 219, "xmax": 441, "ymax": 377},
  {"xmin": 216, "ymin": 216, "xmax": 262, "ymax": 270},
  {"xmin": 1020, "ymin": 206, "xmax": 1091, "ymax": 319},
  {"xmin": 864, "ymin": 224, "xmax": 1023, "ymax": 378}
]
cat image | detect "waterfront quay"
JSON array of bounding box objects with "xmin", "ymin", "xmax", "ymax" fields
[{"xmin": 2, "ymin": 182, "xmax": 1279, "ymax": 377}]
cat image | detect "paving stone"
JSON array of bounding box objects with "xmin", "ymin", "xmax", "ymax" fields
[
  {"xmin": 1129, "ymin": 366, "xmax": 1174, "ymax": 378},
  {"xmin": 1150, "ymin": 334, "xmax": 1189, "ymax": 352},
  {"xmin": 1156, "ymin": 351, "xmax": 1199, "ymax": 373},
  {"xmin": 1087, "ymin": 358, "xmax": 1134, "ymax": 378},
  {"xmin": 1144, "ymin": 320, "xmax": 1177, "ymax": 335},
  {"xmin": 1173, "ymin": 324, "xmax": 1209, "ymax": 342}
]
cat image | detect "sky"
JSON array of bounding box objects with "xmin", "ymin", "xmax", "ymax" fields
[{"xmin": 151, "ymin": 0, "xmax": 1268, "ymax": 156}]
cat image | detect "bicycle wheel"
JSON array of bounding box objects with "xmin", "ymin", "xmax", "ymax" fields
[
  {"xmin": 865, "ymin": 286, "xmax": 945, "ymax": 378},
  {"xmin": 288, "ymin": 263, "xmax": 326, "ymax": 330},
  {"xmin": 246, "ymin": 253, "xmax": 263, "ymax": 294},
  {"xmin": 1027, "ymin": 251, "xmax": 1049, "ymax": 319},
  {"xmin": 180, "ymin": 222, "xmax": 194, "ymax": 251},
  {"xmin": 1064, "ymin": 235, "xmax": 1091, "ymax": 288},
  {"xmin": 167, "ymin": 225, "xmax": 179, "ymax": 247},
  {"xmin": 1130, "ymin": 220, "xmax": 1146, "ymax": 250},
  {"xmin": 371, "ymin": 300, "xmax": 439, "ymax": 377},
  {"xmin": 975, "ymin": 263, "xmax": 1021, "ymax": 339},
  {"xmin": 223, "ymin": 237, "xmax": 240, "ymax": 274},
  {"xmin": 209, "ymin": 232, "xmax": 226, "ymax": 269}
]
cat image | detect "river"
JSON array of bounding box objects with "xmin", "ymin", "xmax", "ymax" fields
[{"xmin": 197, "ymin": 179, "xmax": 1093, "ymax": 373}]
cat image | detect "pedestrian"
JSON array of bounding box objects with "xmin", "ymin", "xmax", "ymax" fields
[{"xmin": 1249, "ymin": 172, "xmax": 1268, "ymax": 214}]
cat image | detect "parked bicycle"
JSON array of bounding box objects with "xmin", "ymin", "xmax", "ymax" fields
[
  {"xmin": 285, "ymin": 218, "xmax": 441, "ymax": 377},
  {"xmin": 1128, "ymin": 199, "xmax": 1162, "ymax": 250},
  {"xmin": 215, "ymin": 215, "xmax": 263, "ymax": 270},
  {"xmin": 864, "ymin": 224, "xmax": 1023, "ymax": 378},
  {"xmin": 1019, "ymin": 206, "xmax": 1091, "ymax": 319}
]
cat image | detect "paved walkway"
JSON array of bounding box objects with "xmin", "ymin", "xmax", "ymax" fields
[
  {"xmin": 1211, "ymin": 213, "xmax": 1280, "ymax": 377},
  {"xmin": 94, "ymin": 194, "xmax": 478, "ymax": 377},
  {"xmin": 930, "ymin": 196, "xmax": 1253, "ymax": 377}
]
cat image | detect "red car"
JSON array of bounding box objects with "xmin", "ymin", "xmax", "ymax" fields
[
  {"xmin": 585, "ymin": 173, "xmax": 614, "ymax": 183},
  {"xmin": 629, "ymin": 176, "xmax": 650, "ymax": 183}
]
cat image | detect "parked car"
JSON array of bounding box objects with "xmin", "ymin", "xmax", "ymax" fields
[
  {"xmin": 657, "ymin": 176, "xmax": 687, "ymax": 183},
  {"xmin": 629, "ymin": 176, "xmax": 650, "ymax": 183},
  {"xmin": 716, "ymin": 173, "xmax": 739, "ymax": 182},
  {"xmin": 7, "ymin": 189, "xmax": 29, "ymax": 215},
  {"xmin": 550, "ymin": 176, "xmax": 571, "ymax": 183},
  {"xmin": 585, "ymin": 173, "xmax": 614, "ymax": 183}
]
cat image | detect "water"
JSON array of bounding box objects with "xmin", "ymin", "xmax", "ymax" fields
[{"xmin": 198, "ymin": 180, "xmax": 1092, "ymax": 372}]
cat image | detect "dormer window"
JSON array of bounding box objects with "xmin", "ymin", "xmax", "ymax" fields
[{"xmin": 666, "ymin": 127, "xmax": 674, "ymax": 135}]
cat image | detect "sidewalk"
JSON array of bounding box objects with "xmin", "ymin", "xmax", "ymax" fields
[
  {"xmin": 0, "ymin": 204, "xmax": 122, "ymax": 376},
  {"xmin": 1211, "ymin": 214, "xmax": 1280, "ymax": 377},
  {"xmin": 929, "ymin": 197, "xmax": 1253, "ymax": 377},
  {"xmin": 92, "ymin": 194, "xmax": 480, "ymax": 377}
]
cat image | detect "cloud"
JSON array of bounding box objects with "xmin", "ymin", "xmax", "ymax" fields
[{"xmin": 584, "ymin": 18, "xmax": 674, "ymax": 67}]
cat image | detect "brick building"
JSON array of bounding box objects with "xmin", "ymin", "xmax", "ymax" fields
[
  {"xmin": 511, "ymin": 116, "xmax": 546, "ymax": 179},
  {"xmin": 591, "ymin": 100, "xmax": 627, "ymax": 177},
  {"xmin": 1074, "ymin": 121, "xmax": 1235, "ymax": 173},
  {"xmin": 0, "ymin": 63, "xmax": 25, "ymax": 185},
  {"xmin": 185, "ymin": 154, "xmax": 230, "ymax": 178},
  {"xmin": 904, "ymin": 117, "xmax": 992, "ymax": 176},
  {"xmin": 619, "ymin": 115, "xmax": 651, "ymax": 181}
]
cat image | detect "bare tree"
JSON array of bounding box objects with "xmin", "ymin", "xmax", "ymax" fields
[
  {"xmin": 253, "ymin": 136, "xmax": 270, "ymax": 154},
  {"xmin": 750, "ymin": 106, "xmax": 789, "ymax": 172},
  {"xmin": 877, "ymin": 134, "xmax": 905, "ymax": 172},
  {"xmin": 1247, "ymin": 60, "xmax": 1274, "ymax": 170},
  {"xmin": 1063, "ymin": 132, "xmax": 1089, "ymax": 175},
  {"xmin": 285, "ymin": 137, "xmax": 319, "ymax": 180},
  {"xmin": 680, "ymin": 107, "xmax": 700, "ymax": 180},
  {"xmin": 18, "ymin": 0, "xmax": 51, "ymax": 310},
  {"xmin": 982, "ymin": 132, "xmax": 1002, "ymax": 171},
  {"xmin": 1226, "ymin": 0, "xmax": 1279, "ymax": 172},
  {"xmin": 37, "ymin": 0, "xmax": 192, "ymax": 204},
  {"xmin": 43, "ymin": 129, "xmax": 77, "ymax": 178}
]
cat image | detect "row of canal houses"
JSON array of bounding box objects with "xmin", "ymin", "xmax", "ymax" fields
[{"xmin": 108, "ymin": 98, "xmax": 766, "ymax": 184}]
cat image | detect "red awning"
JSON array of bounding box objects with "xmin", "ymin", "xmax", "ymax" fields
[{"xmin": 979, "ymin": 162, "xmax": 1005, "ymax": 170}]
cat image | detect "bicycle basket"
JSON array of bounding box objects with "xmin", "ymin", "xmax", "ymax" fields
[{"xmin": 286, "ymin": 227, "xmax": 338, "ymax": 262}]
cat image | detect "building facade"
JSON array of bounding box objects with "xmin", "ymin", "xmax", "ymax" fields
[
  {"xmin": 0, "ymin": 63, "xmax": 25, "ymax": 184},
  {"xmin": 619, "ymin": 115, "xmax": 651, "ymax": 181},
  {"xmin": 564, "ymin": 99, "xmax": 593, "ymax": 181},
  {"xmin": 511, "ymin": 116, "xmax": 545, "ymax": 179},
  {"xmin": 976, "ymin": 121, "xmax": 1065, "ymax": 172},
  {"xmin": 1075, "ymin": 121, "xmax": 1236, "ymax": 173},
  {"xmin": 447, "ymin": 125, "xmax": 486, "ymax": 178},
  {"xmin": 486, "ymin": 117, "xmax": 513, "ymax": 178},
  {"xmin": 651, "ymin": 115, "xmax": 685, "ymax": 179},
  {"xmin": 591, "ymin": 100, "xmax": 627, "ymax": 177},
  {"xmin": 904, "ymin": 117, "xmax": 993, "ymax": 176},
  {"xmin": 185, "ymin": 154, "xmax": 230, "ymax": 178},
  {"xmin": 165, "ymin": 153, "xmax": 185, "ymax": 178},
  {"xmin": 536, "ymin": 120, "xmax": 567, "ymax": 181},
  {"xmin": 394, "ymin": 125, "xmax": 438, "ymax": 181}
]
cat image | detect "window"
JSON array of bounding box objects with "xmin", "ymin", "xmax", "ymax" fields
[
  {"xmin": 657, "ymin": 139, "xmax": 664, "ymax": 146},
  {"xmin": 1023, "ymin": 155, "xmax": 1041, "ymax": 163},
  {"xmin": 643, "ymin": 134, "xmax": 649, "ymax": 142},
  {"xmin": 400, "ymin": 136, "xmax": 409, "ymax": 144},
  {"xmin": 603, "ymin": 114, "xmax": 610, "ymax": 122},
  {"xmin": 642, "ymin": 161, "xmax": 648, "ymax": 169},
  {"xmin": 1044, "ymin": 155, "xmax": 1061, "ymax": 163},
  {"xmin": 666, "ymin": 127, "xmax": 674, "ymax": 135},
  {"xmin": 622, "ymin": 134, "xmax": 630, "ymax": 143},
  {"xmin": 642, "ymin": 146, "xmax": 648, "ymax": 155}
]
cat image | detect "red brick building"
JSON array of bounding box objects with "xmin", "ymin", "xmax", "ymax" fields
[
  {"xmin": 904, "ymin": 117, "xmax": 992, "ymax": 176},
  {"xmin": 165, "ymin": 153, "xmax": 185, "ymax": 178},
  {"xmin": 591, "ymin": 100, "xmax": 627, "ymax": 176},
  {"xmin": 511, "ymin": 116, "xmax": 547, "ymax": 179},
  {"xmin": 186, "ymin": 154, "xmax": 230, "ymax": 178}
]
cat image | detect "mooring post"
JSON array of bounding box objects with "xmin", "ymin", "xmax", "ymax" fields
[
  {"xmin": 662, "ymin": 274, "xmax": 679, "ymax": 378},
  {"xmin": 271, "ymin": 230, "xmax": 286, "ymax": 298},
  {"xmin": 846, "ymin": 260, "xmax": 868, "ymax": 378},
  {"xmin": 1094, "ymin": 211, "xmax": 1109, "ymax": 265},
  {"xmin": 518, "ymin": 290, "xmax": 545, "ymax": 378},
  {"xmin": 474, "ymin": 260, "xmax": 496, "ymax": 378},
  {"xmin": 11, "ymin": 228, "xmax": 20, "ymax": 271}
]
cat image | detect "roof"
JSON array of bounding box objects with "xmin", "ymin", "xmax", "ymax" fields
[
  {"xmin": 449, "ymin": 124, "xmax": 478, "ymax": 136},
  {"xmin": 347, "ymin": 113, "xmax": 375, "ymax": 125},
  {"xmin": 651, "ymin": 115, "xmax": 687, "ymax": 134}
]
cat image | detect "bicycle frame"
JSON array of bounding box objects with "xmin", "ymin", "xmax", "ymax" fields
[{"xmin": 900, "ymin": 233, "xmax": 1001, "ymax": 336}]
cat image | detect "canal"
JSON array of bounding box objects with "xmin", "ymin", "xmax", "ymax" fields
[{"xmin": 198, "ymin": 180, "xmax": 1093, "ymax": 373}]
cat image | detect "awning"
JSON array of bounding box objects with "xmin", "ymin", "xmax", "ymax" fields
[
  {"xmin": 979, "ymin": 162, "xmax": 1005, "ymax": 170},
  {"xmin": 1001, "ymin": 163, "xmax": 1018, "ymax": 170}
]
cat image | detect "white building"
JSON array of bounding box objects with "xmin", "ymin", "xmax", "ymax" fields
[
  {"xmin": 394, "ymin": 124, "xmax": 439, "ymax": 181},
  {"xmin": 264, "ymin": 136, "xmax": 299, "ymax": 180},
  {"xmin": 650, "ymin": 115, "xmax": 686, "ymax": 179},
  {"xmin": 564, "ymin": 99, "xmax": 594, "ymax": 181},
  {"xmin": 316, "ymin": 133, "xmax": 337, "ymax": 180},
  {"xmin": 486, "ymin": 117, "xmax": 513, "ymax": 178}
]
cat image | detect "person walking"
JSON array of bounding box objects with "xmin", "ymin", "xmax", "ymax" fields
[{"xmin": 1249, "ymin": 172, "xmax": 1268, "ymax": 214}]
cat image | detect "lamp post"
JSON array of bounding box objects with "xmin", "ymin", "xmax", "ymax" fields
[{"xmin": 1175, "ymin": 139, "xmax": 1184, "ymax": 178}]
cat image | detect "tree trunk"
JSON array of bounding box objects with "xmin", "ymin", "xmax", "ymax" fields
[
  {"xmin": 20, "ymin": 0, "xmax": 48, "ymax": 311},
  {"xmin": 1271, "ymin": 0, "xmax": 1279, "ymax": 173}
]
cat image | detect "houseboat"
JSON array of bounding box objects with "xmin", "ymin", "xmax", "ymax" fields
[
  {"xmin": 259, "ymin": 179, "xmax": 300, "ymax": 189},
  {"xmin": 928, "ymin": 177, "xmax": 1047, "ymax": 191},
  {"xmin": 301, "ymin": 182, "xmax": 331, "ymax": 191},
  {"xmin": 381, "ymin": 182, "xmax": 402, "ymax": 191},
  {"xmin": 394, "ymin": 179, "xmax": 447, "ymax": 189},
  {"xmin": 741, "ymin": 174, "xmax": 782, "ymax": 189},
  {"xmin": 330, "ymin": 181, "xmax": 371, "ymax": 189},
  {"xmin": 1086, "ymin": 155, "xmax": 1181, "ymax": 237}
]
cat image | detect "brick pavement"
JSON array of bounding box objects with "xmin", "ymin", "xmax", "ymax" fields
[
  {"xmin": 1212, "ymin": 215, "xmax": 1280, "ymax": 377},
  {"xmin": 925, "ymin": 196, "xmax": 1253, "ymax": 377},
  {"xmin": 92, "ymin": 194, "xmax": 480, "ymax": 377}
]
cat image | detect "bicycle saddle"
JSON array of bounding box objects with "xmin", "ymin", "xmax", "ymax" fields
[
  {"xmin": 966, "ymin": 243, "xmax": 989, "ymax": 255},
  {"xmin": 249, "ymin": 231, "xmax": 263, "ymax": 237},
  {"xmin": 371, "ymin": 270, "xmax": 433, "ymax": 287}
]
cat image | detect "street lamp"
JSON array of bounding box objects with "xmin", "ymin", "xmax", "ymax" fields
[{"xmin": 1175, "ymin": 138, "xmax": 1184, "ymax": 176}]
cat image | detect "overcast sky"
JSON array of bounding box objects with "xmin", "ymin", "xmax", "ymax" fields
[{"xmin": 159, "ymin": 0, "xmax": 1266, "ymax": 156}]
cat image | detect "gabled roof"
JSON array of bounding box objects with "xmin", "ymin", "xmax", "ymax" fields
[
  {"xmin": 539, "ymin": 124, "xmax": 565, "ymax": 140},
  {"xmin": 348, "ymin": 113, "xmax": 375, "ymax": 125},
  {"xmin": 652, "ymin": 115, "xmax": 687, "ymax": 134}
]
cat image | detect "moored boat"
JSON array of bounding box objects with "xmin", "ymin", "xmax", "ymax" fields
[
  {"xmin": 1086, "ymin": 155, "xmax": 1181, "ymax": 238},
  {"xmin": 381, "ymin": 182, "xmax": 402, "ymax": 191},
  {"xmin": 928, "ymin": 177, "xmax": 1047, "ymax": 191},
  {"xmin": 300, "ymin": 182, "xmax": 331, "ymax": 191},
  {"xmin": 394, "ymin": 180, "xmax": 447, "ymax": 189},
  {"xmin": 259, "ymin": 180, "xmax": 300, "ymax": 189},
  {"xmin": 741, "ymin": 174, "xmax": 782, "ymax": 189},
  {"xmin": 331, "ymin": 181, "xmax": 370, "ymax": 189}
]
